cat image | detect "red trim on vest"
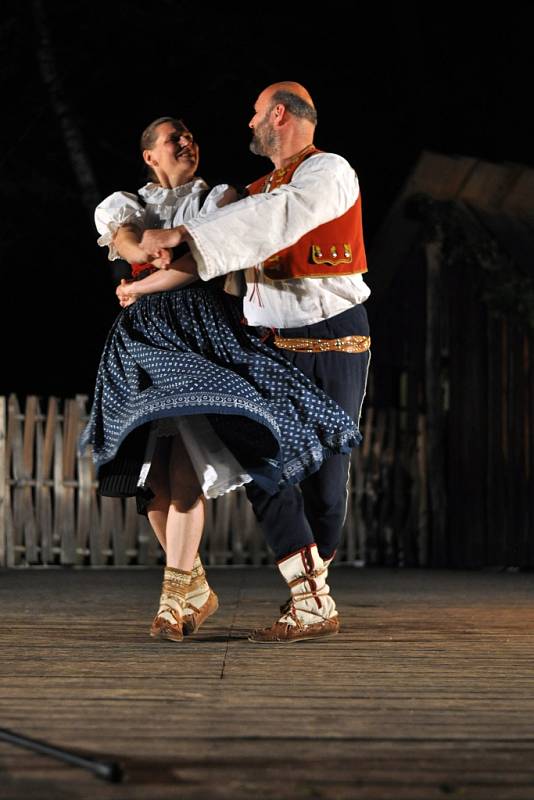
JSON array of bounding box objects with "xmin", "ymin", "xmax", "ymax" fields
[{"xmin": 247, "ymin": 147, "xmax": 367, "ymax": 280}]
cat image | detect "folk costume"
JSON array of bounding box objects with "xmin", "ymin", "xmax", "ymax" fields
[{"xmin": 81, "ymin": 175, "xmax": 361, "ymax": 640}]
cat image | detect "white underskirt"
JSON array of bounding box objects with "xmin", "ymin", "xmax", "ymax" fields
[{"xmin": 138, "ymin": 415, "xmax": 252, "ymax": 499}]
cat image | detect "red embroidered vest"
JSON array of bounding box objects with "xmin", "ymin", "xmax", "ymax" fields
[{"xmin": 247, "ymin": 146, "xmax": 367, "ymax": 280}]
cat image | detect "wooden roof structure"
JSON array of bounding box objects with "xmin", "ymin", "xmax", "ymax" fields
[{"xmin": 368, "ymin": 151, "xmax": 534, "ymax": 303}]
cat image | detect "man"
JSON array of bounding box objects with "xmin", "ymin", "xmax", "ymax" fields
[{"xmin": 141, "ymin": 82, "xmax": 371, "ymax": 643}]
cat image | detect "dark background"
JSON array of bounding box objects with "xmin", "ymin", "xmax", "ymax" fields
[{"xmin": 2, "ymin": 1, "xmax": 532, "ymax": 397}]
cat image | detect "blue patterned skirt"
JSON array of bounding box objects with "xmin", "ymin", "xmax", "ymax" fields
[{"xmin": 80, "ymin": 283, "xmax": 360, "ymax": 494}]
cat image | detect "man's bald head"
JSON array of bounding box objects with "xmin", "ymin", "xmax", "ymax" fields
[
  {"xmin": 264, "ymin": 82, "xmax": 315, "ymax": 108},
  {"xmin": 257, "ymin": 82, "xmax": 317, "ymax": 127}
]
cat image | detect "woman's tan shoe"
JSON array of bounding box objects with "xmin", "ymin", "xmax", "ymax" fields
[
  {"xmin": 150, "ymin": 608, "xmax": 184, "ymax": 642},
  {"xmin": 183, "ymin": 590, "xmax": 219, "ymax": 635}
]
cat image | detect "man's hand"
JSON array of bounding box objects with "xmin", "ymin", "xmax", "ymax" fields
[
  {"xmin": 116, "ymin": 279, "xmax": 140, "ymax": 308},
  {"xmin": 141, "ymin": 227, "xmax": 184, "ymax": 257},
  {"xmin": 148, "ymin": 249, "xmax": 173, "ymax": 269}
]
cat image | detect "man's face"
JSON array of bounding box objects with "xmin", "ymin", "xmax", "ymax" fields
[{"xmin": 248, "ymin": 90, "xmax": 278, "ymax": 157}]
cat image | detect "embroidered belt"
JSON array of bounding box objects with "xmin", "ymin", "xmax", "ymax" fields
[{"xmin": 273, "ymin": 334, "xmax": 371, "ymax": 353}]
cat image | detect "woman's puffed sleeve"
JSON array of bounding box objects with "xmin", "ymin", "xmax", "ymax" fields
[
  {"xmin": 198, "ymin": 184, "xmax": 239, "ymax": 216},
  {"xmin": 94, "ymin": 191, "xmax": 145, "ymax": 261}
]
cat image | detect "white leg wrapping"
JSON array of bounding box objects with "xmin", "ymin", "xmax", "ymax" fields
[{"xmin": 277, "ymin": 544, "xmax": 337, "ymax": 627}]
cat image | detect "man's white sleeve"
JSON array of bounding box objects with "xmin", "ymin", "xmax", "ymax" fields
[{"xmin": 184, "ymin": 153, "xmax": 360, "ymax": 280}]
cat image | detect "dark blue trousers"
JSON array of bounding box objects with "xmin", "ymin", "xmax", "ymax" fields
[{"xmin": 245, "ymin": 303, "xmax": 370, "ymax": 561}]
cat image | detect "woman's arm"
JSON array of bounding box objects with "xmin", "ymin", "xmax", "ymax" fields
[
  {"xmin": 113, "ymin": 224, "xmax": 149, "ymax": 264},
  {"xmin": 113, "ymin": 224, "xmax": 173, "ymax": 267},
  {"xmin": 116, "ymin": 253, "xmax": 199, "ymax": 306}
]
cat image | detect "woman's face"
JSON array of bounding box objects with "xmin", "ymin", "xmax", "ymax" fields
[{"xmin": 144, "ymin": 121, "xmax": 200, "ymax": 186}]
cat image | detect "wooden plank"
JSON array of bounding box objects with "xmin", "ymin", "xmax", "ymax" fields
[
  {"xmin": 7, "ymin": 395, "xmax": 24, "ymax": 565},
  {"xmin": 59, "ymin": 399, "xmax": 77, "ymax": 564},
  {"xmin": 407, "ymin": 151, "xmax": 479, "ymax": 201},
  {"xmin": 529, "ymin": 331, "xmax": 534, "ymax": 566},
  {"xmin": 518, "ymin": 332, "xmax": 532, "ymax": 565},
  {"xmin": 53, "ymin": 402, "xmax": 66, "ymax": 564},
  {"xmin": 207, "ymin": 492, "xmax": 228, "ymax": 566},
  {"xmin": 508, "ymin": 326, "xmax": 527, "ymax": 565},
  {"xmin": 94, "ymin": 496, "xmax": 117, "ymax": 566},
  {"xmin": 486, "ymin": 317, "xmax": 504, "ymax": 566},
  {"xmin": 425, "ymin": 241, "xmax": 448, "ymax": 566},
  {"xmin": 136, "ymin": 505, "xmax": 161, "ymax": 566},
  {"xmin": 121, "ymin": 497, "xmax": 139, "ymax": 565},
  {"xmin": 416, "ymin": 412, "xmax": 428, "ymax": 565},
  {"xmin": 500, "ymin": 167, "xmax": 534, "ymax": 221},
  {"xmin": 110, "ymin": 497, "xmax": 126, "ymax": 566},
  {"xmin": 459, "ymin": 162, "xmax": 524, "ymax": 212},
  {"xmin": 0, "ymin": 397, "xmax": 5, "ymax": 567},
  {"xmin": 227, "ymin": 486, "xmax": 247, "ymax": 563},
  {"xmin": 75, "ymin": 397, "xmax": 93, "ymax": 565},
  {"xmin": 35, "ymin": 397, "xmax": 51, "ymax": 564},
  {"xmin": 20, "ymin": 396, "xmax": 38, "ymax": 563}
]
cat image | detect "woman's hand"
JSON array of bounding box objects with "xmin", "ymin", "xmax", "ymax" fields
[
  {"xmin": 116, "ymin": 279, "xmax": 140, "ymax": 307},
  {"xmin": 141, "ymin": 226, "xmax": 185, "ymax": 257}
]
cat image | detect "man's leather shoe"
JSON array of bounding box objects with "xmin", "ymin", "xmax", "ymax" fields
[{"xmin": 248, "ymin": 614, "xmax": 340, "ymax": 643}]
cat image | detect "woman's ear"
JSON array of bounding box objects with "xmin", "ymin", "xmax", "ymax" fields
[{"xmin": 143, "ymin": 149, "xmax": 157, "ymax": 167}]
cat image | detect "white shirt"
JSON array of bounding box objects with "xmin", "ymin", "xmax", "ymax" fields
[
  {"xmin": 94, "ymin": 179, "xmax": 235, "ymax": 261},
  {"xmin": 184, "ymin": 152, "xmax": 371, "ymax": 328}
]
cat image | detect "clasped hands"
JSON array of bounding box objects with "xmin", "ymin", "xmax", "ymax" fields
[{"xmin": 140, "ymin": 226, "xmax": 185, "ymax": 268}]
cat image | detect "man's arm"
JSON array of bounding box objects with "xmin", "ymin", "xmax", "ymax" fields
[
  {"xmin": 140, "ymin": 153, "xmax": 358, "ymax": 280},
  {"xmin": 138, "ymin": 226, "xmax": 187, "ymax": 263},
  {"xmin": 139, "ymin": 184, "xmax": 242, "ymax": 261}
]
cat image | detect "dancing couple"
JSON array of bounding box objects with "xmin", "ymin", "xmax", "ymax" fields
[{"xmin": 82, "ymin": 81, "xmax": 371, "ymax": 644}]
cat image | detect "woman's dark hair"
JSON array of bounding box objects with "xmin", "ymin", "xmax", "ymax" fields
[
  {"xmin": 140, "ymin": 116, "xmax": 188, "ymax": 151},
  {"xmin": 140, "ymin": 116, "xmax": 188, "ymax": 181}
]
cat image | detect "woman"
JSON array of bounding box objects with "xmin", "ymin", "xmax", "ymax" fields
[{"xmin": 81, "ymin": 116, "xmax": 359, "ymax": 643}]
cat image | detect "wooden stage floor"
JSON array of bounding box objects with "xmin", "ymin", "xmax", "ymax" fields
[{"xmin": 1, "ymin": 567, "xmax": 534, "ymax": 799}]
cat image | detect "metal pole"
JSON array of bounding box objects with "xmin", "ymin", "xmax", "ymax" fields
[{"xmin": 0, "ymin": 727, "xmax": 123, "ymax": 782}]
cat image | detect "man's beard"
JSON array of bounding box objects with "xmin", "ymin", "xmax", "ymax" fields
[{"xmin": 249, "ymin": 119, "xmax": 278, "ymax": 157}]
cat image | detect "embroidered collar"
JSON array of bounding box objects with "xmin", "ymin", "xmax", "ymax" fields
[
  {"xmin": 138, "ymin": 178, "xmax": 209, "ymax": 205},
  {"xmin": 269, "ymin": 144, "xmax": 317, "ymax": 181},
  {"xmin": 263, "ymin": 145, "xmax": 318, "ymax": 193}
]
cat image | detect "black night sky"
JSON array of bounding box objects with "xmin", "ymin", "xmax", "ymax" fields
[{"xmin": 2, "ymin": 2, "xmax": 532, "ymax": 398}]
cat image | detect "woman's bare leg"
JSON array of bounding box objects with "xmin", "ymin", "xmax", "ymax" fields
[
  {"xmin": 146, "ymin": 437, "xmax": 172, "ymax": 552},
  {"xmin": 148, "ymin": 430, "xmax": 219, "ymax": 640},
  {"xmin": 165, "ymin": 433, "xmax": 205, "ymax": 571}
]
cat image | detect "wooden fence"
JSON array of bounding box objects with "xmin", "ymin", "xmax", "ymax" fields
[{"xmin": 0, "ymin": 395, "xmax": 428, "ymax": 567}]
